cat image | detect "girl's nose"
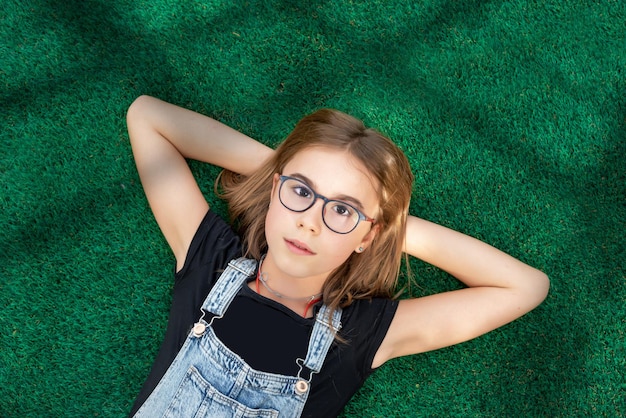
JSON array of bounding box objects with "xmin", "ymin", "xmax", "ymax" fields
[{"xmin": 296, "ymin": 199, "xmax": 324, "ymax": 234}]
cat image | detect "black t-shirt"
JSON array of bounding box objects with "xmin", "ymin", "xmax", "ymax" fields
[{"xmin": 130, "ymin": 210, "xmax": 398, "ymax": 417}]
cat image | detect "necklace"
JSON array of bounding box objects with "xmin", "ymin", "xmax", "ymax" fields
[{"xmin": 256, "ymin": 255, "xmax": 322, "ymax": 317}]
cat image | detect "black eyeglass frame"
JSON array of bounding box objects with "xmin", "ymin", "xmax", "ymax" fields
[{"xmin": 277, "ymin": 175, "xmax": 376, "ymax": 234}]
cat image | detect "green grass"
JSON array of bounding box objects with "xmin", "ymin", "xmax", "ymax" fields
[{"xmin": 2, "ymin": 0, "xmax": 624, "ymax": 416}]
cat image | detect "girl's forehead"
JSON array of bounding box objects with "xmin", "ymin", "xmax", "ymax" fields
[{"xmin": 282, "ymin": 147, "xmax": 380, "ymax": 207}]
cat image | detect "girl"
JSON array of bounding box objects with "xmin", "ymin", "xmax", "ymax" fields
[{"xmin": 126, "ymin": 96, "xmax": 549, "ymax": 417}]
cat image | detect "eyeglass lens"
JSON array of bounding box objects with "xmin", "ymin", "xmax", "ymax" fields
[{"xmin": 279, "ymin": 177, "xmax": 361, "ymax": 233}]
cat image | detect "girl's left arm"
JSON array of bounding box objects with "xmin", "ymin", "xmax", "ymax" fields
[{"xmin": 373, "ymin": 215, "xmax": 549, "ymax": 367}]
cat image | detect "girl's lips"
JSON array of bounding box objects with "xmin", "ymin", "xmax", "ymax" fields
[{"xmin": 284, "ymin": 239, "xmax": 316, "ymax": 255}]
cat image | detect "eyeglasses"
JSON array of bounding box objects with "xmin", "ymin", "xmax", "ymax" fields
[{"xmin": 277, "ymin": 175, "xmax": 376, "ymax": 234}]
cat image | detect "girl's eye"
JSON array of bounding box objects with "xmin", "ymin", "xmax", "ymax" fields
[
  {"xmin": 331, "ymin": 203, "xmax": 355, "ymax": 217},
  {"xmin": 293, "ymin": 186, "xmax": 312, "ymax": 199}
]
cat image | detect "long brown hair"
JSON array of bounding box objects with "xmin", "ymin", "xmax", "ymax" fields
[{"xmin": 217, "ymin": 109, "xmax": 413, "ymax": 313}]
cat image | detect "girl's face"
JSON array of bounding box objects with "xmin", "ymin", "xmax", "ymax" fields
[{"xmin": 264, "ymin": 146, "xmax": 380, "ymax": 285}]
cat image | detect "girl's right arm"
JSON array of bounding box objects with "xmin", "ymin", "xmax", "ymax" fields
[{"xmin": 126, "ymin": 96, "xmax": 274, "ymax": 270}]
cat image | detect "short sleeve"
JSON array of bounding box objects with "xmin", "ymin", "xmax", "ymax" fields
[
  {"xmin": 174, "ymin": 209, "xmax": 242, "ymax": 285},
  {"xmin": 343, "ymin": 298, "xmax": 399, "ymax": 377}
]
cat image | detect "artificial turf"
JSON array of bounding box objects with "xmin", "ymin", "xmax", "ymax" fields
[{"xmin": 1, "ymin": 0, "xmax": 624, "ymax": 416}]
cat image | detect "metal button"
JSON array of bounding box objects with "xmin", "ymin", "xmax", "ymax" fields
[
  {"xmin": 192, "ymin": 323, "xmax": 206, "ymax": 337},
  {"xmin": 295, "ymin": 380, "xmax": 309, "ymax": 394}
]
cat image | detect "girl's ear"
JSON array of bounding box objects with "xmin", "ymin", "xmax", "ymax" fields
[
  {"xmin": 270, "ymin": 173, "xmax": 281, "ymax": 204},
  {"xmin": 356, "ymin": 224, "xmax": 379, "ymax": 253}
]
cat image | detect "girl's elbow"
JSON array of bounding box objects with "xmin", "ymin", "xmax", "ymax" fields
[
  {"xmin": 529, "ymin": 270, "xmax": 550, "ymax": 307},
  {"xmin": 127, "ymin": 95, "xmax": 151, "ymax": 125},
  {"xmin": 540, "ymin": 272, "xmax": 550, "ymax": 300},
  {"xmin": 126, "ymin": 95, "xmax": 158, "ymax": 144}
]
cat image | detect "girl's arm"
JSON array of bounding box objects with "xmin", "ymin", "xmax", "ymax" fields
[
  {"xmin": 126, "ymin": 96, "xmax": 273, "ymax": 270},
  {"xmin": 374, "ymin": 215, "xmax": 549, "ymax": 367}
]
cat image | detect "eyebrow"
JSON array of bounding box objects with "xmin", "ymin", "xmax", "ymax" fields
[{"xmin": 288, "ymin": 172, "xmax": 367, "ymax": 211}]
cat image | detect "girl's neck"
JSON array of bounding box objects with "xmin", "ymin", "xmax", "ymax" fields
[{"xmin": 252, "ymin": 253, "xmax": 325, "ymax": 317}]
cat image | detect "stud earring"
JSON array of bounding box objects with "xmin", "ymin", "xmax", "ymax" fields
[{"xmin": 358, "ymin": 247, "xmax": 364, "ymax": 253}]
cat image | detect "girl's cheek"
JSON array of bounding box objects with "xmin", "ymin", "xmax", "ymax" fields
[{"xmin": 333, "ymin": 236, "xmax": 359, "ymax": 258}]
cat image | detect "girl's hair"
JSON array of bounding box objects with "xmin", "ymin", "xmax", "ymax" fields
[{"xmin": 217, "ymin": 109, "xmax": 414, "ymax": 312}]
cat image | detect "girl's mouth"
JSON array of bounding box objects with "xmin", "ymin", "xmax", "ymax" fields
[{"xmin": 285, "ymin": 239, "xmax": 315, "ymax": 255}]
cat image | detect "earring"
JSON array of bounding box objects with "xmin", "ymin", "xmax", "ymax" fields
[{"xmin": 358, "ymin": 247, "xmax": 364, "ymax": 253}]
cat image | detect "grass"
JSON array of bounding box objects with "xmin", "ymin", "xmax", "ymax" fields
[{"xmin": 1, "ymin": 0, "xmax": 624, "ymax": 416}]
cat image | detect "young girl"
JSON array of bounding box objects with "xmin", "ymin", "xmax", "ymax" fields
[{"xmin": 126, "ymin": 95, "xmax": 549, "ymax": 417}]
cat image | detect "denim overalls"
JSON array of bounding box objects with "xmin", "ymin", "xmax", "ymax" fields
[{"xmin": 134, "ymin": 258, "xmax": 342, "ymax": 418}]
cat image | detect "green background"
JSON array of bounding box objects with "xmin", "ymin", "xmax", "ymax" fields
[{"xmin": 2, "ymin": 0, "xmax": 624, "ymax": 416}]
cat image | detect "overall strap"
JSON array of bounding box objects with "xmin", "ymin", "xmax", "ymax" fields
[
  {"xmin": 201, "ymin": 257, "xmax": 257, "ymax": 317},
  {"xmin": 298, "ymin": 304, "xmax": 343, "ymax": 379},
  {"xmin": 201, "ymin": 256, "xmax": 342, "ymax": 381}
]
